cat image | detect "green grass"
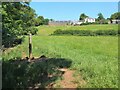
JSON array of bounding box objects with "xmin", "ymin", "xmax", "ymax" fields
[
  {"xmin": 37, "ymin": 24, "xmax": 118, "ymax": 36},
  {"xmin": 3, "ymin": 24, "xmax": 118, "ymax": 88},
  {"xmin": 3, "ymin": 35, "xmax": 118, "ymax": 88}
]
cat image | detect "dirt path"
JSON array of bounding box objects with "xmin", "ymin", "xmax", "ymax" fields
[
  {"xmin": 60, "ymin": 69, "xmax": 77, "ymax": 88},
  {"xmin": 53, "ymin": 68, "xmax": 86, "ymax": 88}
]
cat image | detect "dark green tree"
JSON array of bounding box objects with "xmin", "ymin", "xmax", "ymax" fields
[
  {"xmin": 110, "ymin": 12, "xmax": 120, "ymax": 19},
  {"xmin": 37, "ymin": 16, "xmax": 44, "ymax": 25},
  {"xmin": 97, "ymin": 13, "xmax": 105, "ymax": 20},
  {"xmin": 49, "ymin": 19, "xmax": 54, "ymax": 21},
  {"xmin": 97, "ymin": 13, "xmax": 105, "ymax": 24},
  {"xmin": 44, "ymin": 18, "xmax": 49, "ymax": 25},
  {"xmin": 35, "ymin": 16, "xmax": 49, "ymax": 26},
  {"xmin": 2, "ymin": 2, "xmax": 38, "ymax": 47},
  {"xmin": 79, "ymin": 13, "xmax": 88, "ymax": 20},
  {"xmin": 97, "ymin": 13, "xmax": 105, "ymax": 21}
]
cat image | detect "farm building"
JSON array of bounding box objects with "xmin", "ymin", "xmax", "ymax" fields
[
  {"xmin": 71, "ymin": 17, "xmax": 95, "ymax": 25},
  {"xmin": 49, "ymin": 17, "xmax": 96, "ymax": 26},
  {"xmin": 111, "ymin": 19, "xmax": 120, "ymax": 24},
  {"xmin": 108, "ymin": 19, "xmax": 120, "ymax": 24},
  {"xmin": 49, "ymin": 21, "xmax": 71, "ymax": 26},
  {"xmin": 84, "ymin": 17, "xmax": 95, "ymax": 23}
]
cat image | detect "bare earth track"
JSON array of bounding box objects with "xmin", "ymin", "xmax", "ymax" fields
[{"xmin": 53, "ymin": 68, "xmax": 86, "ymax": 88}]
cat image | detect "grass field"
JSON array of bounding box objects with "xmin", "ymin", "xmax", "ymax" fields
[
  {"xmin": 37, "ymin": 24, "xmax": 118, "ymax": 36},
  {"xmin": 3, "ymin": 24, "xmax": 118, "ymax": 88}
]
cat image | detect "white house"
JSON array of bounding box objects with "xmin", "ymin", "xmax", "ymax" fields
[
  {"xmin": 112, "ymin": 19, "xmax": 120, "ymax": 24},
  {"xmin": 108, "ymin": 19, "xmax": 120, "ymax": 24},
  {"xmin": 84, "ymin": 17, "xmax": 95, "ymax": 23}
]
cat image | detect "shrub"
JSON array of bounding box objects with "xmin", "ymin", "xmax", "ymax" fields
[
  {"xmin": 80, "ymin": 23, "xmax": 91, "ymax": 25},
  {"xmin": 2, "ymin": 57, "xmax": 72, "ymax": 88},
  {"xmin": 30, "ymin": 27, "xmax": 38, "ymax": 35},
  {"xmin": 23, "ymin": 27, "xmax": 38, "ymax": 35},
  {"xmin": 95, "ymin": 30, "xmax": 118, "ymax": 35},
  {"xmin": 80, "ymin": 21, "xmax": 108, "ymax": 26},
  {"xmin": 52, "ymin": 29, "xmax": 118, "ymax": 36}
]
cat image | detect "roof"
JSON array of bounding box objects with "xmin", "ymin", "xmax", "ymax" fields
[
  {"xmin": 85, "ymin": 17, "xmax": 95, "ymax": 20},
  {"xmin": 112, "ymin": 19, "xmax": 120, "ymax": 21}
]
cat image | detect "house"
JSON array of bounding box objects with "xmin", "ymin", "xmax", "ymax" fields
[
  {"xmin": 72, "ymin": 17, "xmax": 95, "ymax": 25},
  {"xmin": 84, "ymin": 17, "xmax": 95, "ymax": 23},
  {"xmin": 111, "ymin": 19, "xmax": 120, "ymax": 24},
  {"xmin": 108, "ymin": 19, "xmax": 120, "ymax": 24},
  {"xmin": 49, "ymin": 17, "xmax": 96, "ymax": 26}
]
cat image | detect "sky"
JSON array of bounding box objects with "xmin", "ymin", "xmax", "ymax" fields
[{"xmin": 30, "ymin": 2, "xmax": 118, "ymax": 21}]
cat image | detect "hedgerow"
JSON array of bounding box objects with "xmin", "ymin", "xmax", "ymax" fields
[{"xmin": 52, "ymin": 29, "xmax": 119, "ymax": 36}]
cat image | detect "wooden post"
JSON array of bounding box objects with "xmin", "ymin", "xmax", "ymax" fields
[{"xmin": 29, "ymin": 33, "xmax": 32, "ymax": 61}]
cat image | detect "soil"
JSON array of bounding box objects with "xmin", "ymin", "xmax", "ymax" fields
[
  {"xmin": 60, "ymin": 69, "xmax": 77, "ymax": 88},
  {"xmin": 53, "ymin": 68, "xmax": 86, "ymax": 88}
]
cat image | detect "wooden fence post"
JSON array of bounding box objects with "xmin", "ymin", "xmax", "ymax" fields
[{"xmin": 29, "ymin": 33, "xmax": 32, "ymax": 61}]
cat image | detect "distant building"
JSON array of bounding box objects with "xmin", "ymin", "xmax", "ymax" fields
[
  {"xmin": 71, "ymin": 17, "xmax": 95, "ymax": 25},
  {"xmin": 72, "ymin": 20, "xmax": 83, "ymax": 26},
  {"xmin": 48, "ymin": 17, "xmax": 96, "ymax": 26},
  {"xmin": 49, "ymin": 21, "xmax": 71, "ymax": 26},
  {"xmin": 84, "ymin": 17, "xmax": 95, "ymax": 23},
  {"xmin": 108, "ymin": 19, "xmax": 120, "ymax": 24},
  {"xmin": 112, "ymin": 19, "xmax": 120, "ymax": 24},
  {"xmin": 108, "ymin": 20, "xmax": 112, "ymax": 24}
]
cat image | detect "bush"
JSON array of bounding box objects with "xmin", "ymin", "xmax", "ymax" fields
[
  {"xmin": 80, "ymin": 21, "xmax": 108, "ymax": 26},
  {"xmin": 2, "ymin": 57, "xmax": 72, "ymax": 88},
  {"xmin": 2, "ymin": 36, "xmax": 24, "ymax": 48},
  {"xmin": 80, "ymin": 22, "xmax": 91, "ymax": 25},
  {"xmin": 52, "ymin": 29, "xmax": 118, "ymax": 36},
  {"xmin": 30, "ymin": 27, "xmax": 38, "ymax": 35},
  {"xmin": 95, "ymin": 30, "xmax": 118, "ymax": 35},
  {"xmin": 23, "ymin": 27, "xmax": 38, "ymax": 35}
]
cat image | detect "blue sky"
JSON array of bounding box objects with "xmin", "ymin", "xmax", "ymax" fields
[{"xmin": 30, "ymin": 2, "xmax": 118, "ymax": 20}]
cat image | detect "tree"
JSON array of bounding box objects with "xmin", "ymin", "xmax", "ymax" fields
[
  {"xmin": 97, "ymin": 13, "xmax": 105, "ymax": 21},
  {"xmin": 2, "ymin": 2, "xmax": 38, "ymax": 47},
  {"xmin": 44, "ymin": 18, "xmax": 49, "ymax": 25},
  {"xmin": 110, "ymin": 12, "xmax": 120, "ymax": 19},
  {"xmin": 35, "ymin": 16, "xmax": 49, "ymax": 26},
  {"xmin": 97, "ymin": 13, "xmax": 105, "ymax": 24},
  {"xmin": 35, "ymin": 16, "xmax": 45, "ymax": 26},
  {"xmin": 79, "ymin": 13, "xmax": 88, "ymax": 20},
  {"xmin": 49, "ymin": 19, "xmax": 54, "ymax": 21},
  {"xmin": 37, "ymin": 16, "xmax": 44, "ymax": 25}
]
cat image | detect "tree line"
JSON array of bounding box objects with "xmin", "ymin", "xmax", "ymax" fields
[
  {"xmin": 79, "ymin": 12, "xmax": 120, "ymax": 24},
  {"xmin": 1, "ymin": 2, "xmax": 50, "ymax": 48},
  {"xmin": 35, "ymin": 16, "xmax": 50, "ymax": 26}
]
